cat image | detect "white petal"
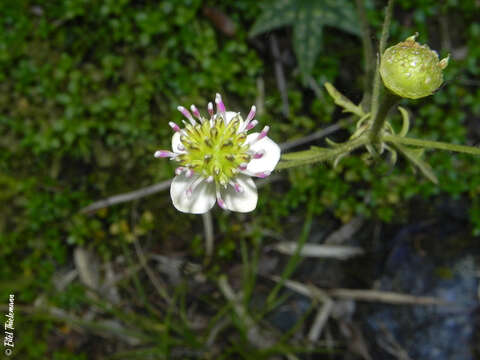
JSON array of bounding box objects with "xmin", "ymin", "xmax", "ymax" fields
[
  {"xmin": 245, "ymin": 134, "xmax": 281, "ymax": 173},
  {"xmin": 224, "ymin": 111, "xmax": 237, "ymax": 124},
  {"xmin": 216, "ymin": 111, "xmax": 243, "ymax": 128},
  {"xmin": 170, "ymin": 174, "xmax": 216, "ymax": 214},
  {"xmin": 171, "ymin": 132, "xmax": 186, "ymax": 153},
  {"xmin": 222, "ymin": 175, "xmax": 258, "ymax": 213}
]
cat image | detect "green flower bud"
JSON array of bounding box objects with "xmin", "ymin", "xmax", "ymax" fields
[{"xmin": 380, "ymin": 34, "xmax": 449, "ymax": 99}]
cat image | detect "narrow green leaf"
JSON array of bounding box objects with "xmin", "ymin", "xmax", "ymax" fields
[
  {"xmin": 395, "ymin": 143, "xmax": 438, "ymax": 184},
  {"xmin": 397, "ymin": 106, "xmax": 410, "ymax": 137},
  {"xmin": 384, "ymin": 144, "xmax": 398, "ymax": 165},
  {"xmin": 384, "ymin": 134, "xmax": 480, "ymax": 155},
  {"xmin": 333, "ymin": 153, "xmax": 347, "ymax": 168},
  {"xmin": 324, "ymin": 82, "xmax": 365, "ymax": 117},
  {"xmin": 325, "ymin": 137, "xmax": 342, "ymax": 148},
  {"xmin": 250, "ymin": 0, "xmax": 361, "ymax": 80}
]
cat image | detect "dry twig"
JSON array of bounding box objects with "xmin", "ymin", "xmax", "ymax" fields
[{"xmin": 272, "ymin": 242, "xmax": 365, "ymax": 260}]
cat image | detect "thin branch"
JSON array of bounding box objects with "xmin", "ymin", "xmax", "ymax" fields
[
  {"xmin": 328, "ymin": 288, "xmax": 449, "ymax": 306},
  {"xmin": 80, "ymin": 179, "xmax": 172, "ymax": 214},
  {"xmin": 272, "ymin": 242, "xmax": 364, "ymax": 260},
  {"xmin": 307, "ymin": 299, "xmax": 334, "ymax": 342},
  {"xmin": 279, "ymin": 120, "xmax": 350, "ymax": 152},
  {"xmin": 269, "ymin": 277, "xmax": 449, "ymax": 306},
  {"xmin": 270, "ymin": 34, "xmax": 289, "ymax": 117},
  {"xmin": 256, "ymin": 77, "xmax": 265, "ymax": 116}
]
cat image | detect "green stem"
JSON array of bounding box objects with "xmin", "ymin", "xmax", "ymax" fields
[
  {"xmin": 384, "ymin": 134, "xmax": 480, "ymax": 155},
  {"xmin": 370, "ymin": 0, "xmax": 395, "ymax": 120},
  {"xmin": 355, "ymin": 0, "xmax": 375, "ymax": 108},
  {"xmin": 378, "ymin": 0, "xmax": 395, "ymax": 55},
  {"xmin": 369, "ymin": 91, "xmax": 399, "ymax": 143},
  {"xmin": 276, "ymin": 136, "xmax": 369, "ymax": 170}
]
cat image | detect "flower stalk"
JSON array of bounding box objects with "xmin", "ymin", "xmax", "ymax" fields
[{"xmin": 277, "ymin": 135, "xmax": 369, "ymax": 170}]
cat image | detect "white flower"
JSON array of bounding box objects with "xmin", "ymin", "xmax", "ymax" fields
[{"xmin": 154, "ymin": 93, "xmax": 281, "ymax": 214}]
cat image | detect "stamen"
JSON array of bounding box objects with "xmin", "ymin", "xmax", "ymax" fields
[
  {"xmin": 185, "ymin": 168, "xmax": 194, "ymax": 178},
  {"xmin": 256, "ymin": 126, "xmax": 270, "ymax": 141},
  {"xmin": 255, "ymin": 171, "xmax": 271, "ymax": 178},
  {"xmin": 241, "ymin": 154, "xmax": 251, "ymax": 162},
  {"xmin": 230, "ymin": 181, "xmax": 244, "ymax": 193},
  {"xmin": 186, "ymin": 144, "xmax": 199, "ymax": 151},
  {"xmin": 215, "ymin": 93, "xmax": 226, "ymax": 120},
  {"xmin": 186, "ymin": 176, "xmax": 204, "ymax": 198},
  {"xmin": 180, "ymin": 135, "xmax": 192, "ymax": 146},
  {"xmin": 154, "ymin": 150, "xmax": 176, "ymax": 158},
  {"xmin": 238, "ymin": 163, "xmax": 248, "ymax": 171},
  {"xmin": 221, "ymin": 139, "xmax": 233, "ymax": 148},
  {"xmin": 240, "ymin": 170, "xmax": 270, "ymax": 178},
  {"xmin": 177, "ymin": 144, "xmax": 185, "ymax": 152},
  {"xmin": 204, "ymin": 138, "xmax": 213, "ymax": 147},
  {"xmin": 177, "ymin": 106, "xmax": 196, "ymax": 126},
  {"xmin": 252, "ymin": 150, "xmax": 265, "ymax": 159},
  {"xmin": 216, "ymin": 188, "xmax": 226, "ymax": 209},
  {"xmin": 246, "ymin": 105, "xmax": 256, "ymax": 123},
  {"xmin": 190, "ymin": 104, "xmax": 201, "ymax": 120},
  {"xmin": 175, "ymin": 167, "xmax": 185, "ymax": 175},
  {"xmin": 169, "ymin": 121, "xmax": 181, "ymax": 132},
  {"xmin": 242, "ymin": 105, "xmax": 256, "ymax": 131},
  {"xmin": 237, "ymin": 133, "xmax": 247, "ymax": 142},
  {"xmin": 246, "ymin": 119, "xmax": 258, "ymax": 131},
  {"xmin": 207, "ymin": 102, "xmax": 214, "ymax": 117}
]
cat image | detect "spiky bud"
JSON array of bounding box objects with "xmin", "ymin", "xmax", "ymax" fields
[{"xmin": 380, "ymin": 34, "xmax": 449, "ymax": 99}]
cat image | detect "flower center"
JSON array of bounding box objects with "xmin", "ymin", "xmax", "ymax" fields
[{"xmin": 177, "ymin": 114, "xmax": 251, "ymax": 185}]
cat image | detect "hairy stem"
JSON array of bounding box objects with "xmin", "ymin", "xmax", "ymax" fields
[
  {"xmin": 384, "ymin": 135, "xmax": 480, "ymax": 155},
  {"xmin": 369, "ymin": 91, "xmax": 399, "ymax": 143},
  {"xmin": 276, "ymin": 135, "xmax": 369, "ymax": 170},
  {"xmin": 370, "ymin": 0, "xmax": 395, "ymax": 120},
  {"xmin": 355, "ymin": 0, "xmax": 375, "ymax": 108}
]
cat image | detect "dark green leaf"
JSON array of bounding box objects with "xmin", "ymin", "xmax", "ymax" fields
[
  {"xmin": 249, "ymin": 0, "xmax": 296, "ymax": 37},
  {"xmin": 249, "ymin": 0, "xmax": 361, "ymax": 79}
]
